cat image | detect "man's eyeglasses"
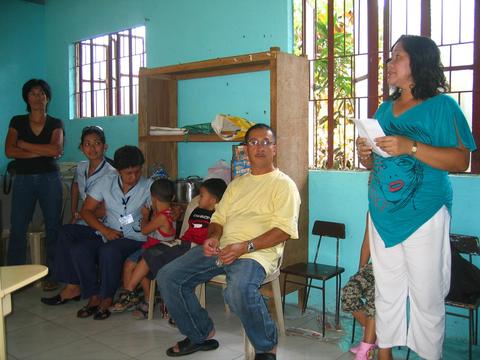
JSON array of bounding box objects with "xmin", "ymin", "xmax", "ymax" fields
[
  {"xmin": 82, "ymin": 125, "xmax": 104, "ymax": 134},
  {"xmin": 246, "ymin": 139, "xmax": 275, "ymax": 147}
]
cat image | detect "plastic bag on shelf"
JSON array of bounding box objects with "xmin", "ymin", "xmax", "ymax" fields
[
  {"xmin": 182, "ymin": 123, "xmax": 214, "ymax": 135},
  {"xmin": 211, "ymin": 114, "xmax": 255, "ymax": 141}
]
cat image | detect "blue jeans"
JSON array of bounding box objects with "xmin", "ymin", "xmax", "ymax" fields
[
  {"xmin": 7, "ymin": 171, "xmax": 62, "ymax": 272},
  {"xmin": 157, "ymin": 246, "xmax": 278, "ymax": 352}
]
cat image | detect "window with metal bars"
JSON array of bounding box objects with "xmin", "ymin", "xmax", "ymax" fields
[
  {"xmin": 74, "ymin": 26, "xmax": 146, "ymax": 118},
  {"xmin": 295, "ymin": 0, "xmax": 480, "ymax": 172}
]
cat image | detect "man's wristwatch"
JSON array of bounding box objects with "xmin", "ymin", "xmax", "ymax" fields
[
  {"xmin": 246, "ymin": 240, "xmax": 255, "ymax": 253},
  {"xmin": 410, "ymin": 140, "xmax": 418, "ymax": 156}
]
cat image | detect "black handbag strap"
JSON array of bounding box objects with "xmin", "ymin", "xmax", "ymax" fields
[
  {"xmin": 3, "ymin": 161, "xmax": 16, "ymax": 195},
  {"xmin": 3, "ymin": 168, "xmax": 12, "ymax": 195}
]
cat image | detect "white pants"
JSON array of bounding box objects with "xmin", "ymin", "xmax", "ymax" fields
[{"xmin": 369, "ymin": 207, "xmax": 451, "ymax": 360}]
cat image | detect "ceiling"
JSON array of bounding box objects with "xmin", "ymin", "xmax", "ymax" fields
[{"xmin": 22, "ymin": 0, "xmax": 46, "ymax": 4}]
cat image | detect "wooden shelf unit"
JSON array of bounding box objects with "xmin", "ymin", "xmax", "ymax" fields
[
  {"xmin": 138, "ymin": 47, "xmax": 309, "ymax": 296},
  {"xmin": 139, "ymin": 134, "xmax": 228, "ymax": 143}
]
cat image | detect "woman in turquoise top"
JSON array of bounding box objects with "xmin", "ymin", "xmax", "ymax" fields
[{"xmin": 357, "ymin": 35, "xmax": 476, "ymax": 360}]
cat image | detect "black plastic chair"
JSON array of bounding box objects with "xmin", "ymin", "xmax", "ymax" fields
[
  {"xmin": 406, "ymin": 233, "xmax": 480, "ymax": 360},
  {"xmin": 444, "ymin": 233, "xmax": 480, "ymax": 360},
  {"xmin": 281, "ymin": 220, "xmax": 345, "ymax": 337}
]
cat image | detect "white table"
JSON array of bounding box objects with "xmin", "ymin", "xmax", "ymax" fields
[{"xmin": 0, "ymin": 265, "xmax": 48, "ymax": 360}]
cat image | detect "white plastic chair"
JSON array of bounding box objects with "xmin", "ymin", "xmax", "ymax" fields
[
  {"xmin": 199, "ymin": 256, "xmax": 286, "ymax": 360},
  {"xmin": 147, "ymin": 196, "xmax": 200, "ymax": 320}
]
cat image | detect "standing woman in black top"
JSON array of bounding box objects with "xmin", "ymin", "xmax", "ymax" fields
[{"xmin": 4, "ymin": 79, "xmax": 64, "ymax": 290}]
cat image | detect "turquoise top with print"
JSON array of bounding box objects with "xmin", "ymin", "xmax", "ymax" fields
[{"xmin": 368, "ymin": 94, "xmax": 476, "ymax": 247}]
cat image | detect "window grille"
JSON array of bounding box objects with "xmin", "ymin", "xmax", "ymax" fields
[
  {"xmin": 74, "ymin": 25, "xmax": 146, "ymax": 118},
  {"xmin": 294, "ymin": 0, "xmax": 479, "ymax": 172}
]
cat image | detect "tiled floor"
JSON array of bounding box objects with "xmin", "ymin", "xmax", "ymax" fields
[
  {"xmin": 7, "ymin": 285, "xmax": 478, "ymax": 359},
  {"xmin": 6, "ymin": 284, "xmax": 352, "ymax": 360}
]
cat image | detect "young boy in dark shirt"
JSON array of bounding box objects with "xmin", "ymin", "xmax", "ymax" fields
[{"xmin": 111, "ymin": 178, "xmax": 227, "ymax": 318}]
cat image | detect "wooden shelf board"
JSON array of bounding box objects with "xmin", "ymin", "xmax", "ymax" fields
[
  {"xmin": 139, "ymin": 134, "xmax": 239, "ymax": 143},
  {"xmin": 139, "ymin": 49, "xmax": 278, "ymax": 79}
]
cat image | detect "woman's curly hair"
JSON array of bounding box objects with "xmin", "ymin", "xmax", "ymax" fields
[{"xmin": 390, "ymin": 35, "xmax": 448, "ymax": 100}]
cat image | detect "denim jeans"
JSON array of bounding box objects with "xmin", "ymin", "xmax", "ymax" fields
[
  {"xmin": 7, "ymin": 171, "xmax": 62, "ymax": 272},
  {"xmin": 157, "ymin": 245, "xmax": 278, "ymax": 352}
]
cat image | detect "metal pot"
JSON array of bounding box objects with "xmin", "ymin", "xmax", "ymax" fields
[
  {"xmin": 175, "ymin": 176, "xmax": 203, "ymax": 203},
  {"xmin": 187, "ymin": 175, "xmax": 202, "ymax": 199}
]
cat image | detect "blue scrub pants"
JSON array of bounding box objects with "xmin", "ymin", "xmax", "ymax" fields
[
  {"xmin": 52, "ymin": 224, "xmax": 98, "ymax": 285},
  {"xmin": 68, "ymin": 232, "xmax": 141, "ymax": 299}
]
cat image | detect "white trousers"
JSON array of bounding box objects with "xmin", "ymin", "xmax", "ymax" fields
[{"xmin": 369, "ymin": 206, "xmax": 451, "ymax": 360}]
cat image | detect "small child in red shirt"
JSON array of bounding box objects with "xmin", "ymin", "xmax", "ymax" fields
[
  {"xmin": 111, "ymin": 178, "xmax": 175, "ymax": 314},
  {"xmin": 111, "ymin": 178, "xmax": 226, "ymax": 318}
]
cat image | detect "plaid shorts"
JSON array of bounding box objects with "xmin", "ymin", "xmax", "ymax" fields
[{"xmin": 341, "ymin": 263, "xmax": 375, "ymax": 318}]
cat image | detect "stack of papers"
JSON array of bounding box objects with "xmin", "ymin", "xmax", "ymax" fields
[
  {"xmin": 149, "ymin": 126, "xmax": 187, "ymax": 136},
  {"xmin": 353, "ymin": 118, "xmax": 390, "ymax": 157}
]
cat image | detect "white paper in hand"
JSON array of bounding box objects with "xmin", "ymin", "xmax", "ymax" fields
[{"xmin": 353, "ymin": 118, "xmax": 391, "ymax": 158}]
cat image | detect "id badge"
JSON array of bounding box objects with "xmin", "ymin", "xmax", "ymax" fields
[{"xmin": 119, "ymin": 214, "xmax": 134, "ymax": 226}]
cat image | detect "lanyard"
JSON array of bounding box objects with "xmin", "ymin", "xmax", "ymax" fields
[
  {"xmin": 84, "ymin": 160, "xmax": 106, "ymax": 194},
  {"xmin": 117, "ymin": 176, "xmax": 134, "ymax": 211}
]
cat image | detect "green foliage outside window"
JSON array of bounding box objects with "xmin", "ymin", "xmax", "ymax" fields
[{"xmin": 294, "ymin": 1, "xmax": 356, "ymax": 169}]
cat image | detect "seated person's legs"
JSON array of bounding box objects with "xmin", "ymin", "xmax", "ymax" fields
[
  {"xmin": 122, "ymin": 258, "xmax": 137, "ymax": 290},
  {"xmin": 223, "ymin": 258, "xmax": 277, "ymax": 355},
  {"xmin": 158, "ymin": 246, "xmax": 223, "ymax": 349},
  {"xmin": 41, "ymin": 224, "xmax": 97, "ymax": 305},
  {"xmin": 97, "ymin": 238, "xmax": 141, "ymax": 312},
  {"xmin": 112, "ymin": 257, "xmax": 150, "ymax": 313},
  {"xmin": 341, "ymin": 263, "xmax": 376, "ymax": 355}
]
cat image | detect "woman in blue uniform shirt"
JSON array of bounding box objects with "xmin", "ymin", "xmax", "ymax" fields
[
  {"xmin": 41, "ymin": 126, "xmax": 116, "ymax": 305},
  {"xmin": 43, "ymin": 145, "xmax": 151, "ymax": 320}
]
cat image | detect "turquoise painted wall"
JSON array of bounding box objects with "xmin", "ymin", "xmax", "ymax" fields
[
  {"xmin": 0, "ymin": 0, "xmax": 46, "ymax": 170},
  {"xmin": 2, "ymin": 0, "xmax": 479, "ymax": 343},
  {"xmin": 41, "ymin": 0, "xmax": 291, "ymax": 166},
  {"xmin": 308, "ymin": 170, "xmax": 480, "ymax": 340}
]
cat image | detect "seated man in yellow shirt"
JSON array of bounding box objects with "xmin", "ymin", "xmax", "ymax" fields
[{"xmin": 158, "ymin": 124, "xmax": 301, "ymax": 360}]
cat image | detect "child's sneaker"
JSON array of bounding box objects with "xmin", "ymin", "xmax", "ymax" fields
[
  {"xmin": 132, "ymin": 301, "xmax": 149, "ymax": 320},
  {"xmin": 110, "ymin": 291, "xmax": 140, "ymax": 313},
  {"xmin": 353, "ymin": 342, "xmax": 376, "ymax": 360}
]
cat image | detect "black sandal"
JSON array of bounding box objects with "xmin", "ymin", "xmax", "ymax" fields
[
  {"xmin": 166, "ymin": 337, "xmax": 219, "ymax": 357},
  {"xmin": 93, "ymin": 308, "xmax": 111, "ymax": 320},
  {"xmin": 255, "ymin": 353, "xmax": 277, "ymax": 360},
  {"xmin": 77, "ymin": 305, "xmax": 99, "ymax": 318},
  {"xmin": 41, "ymin": 294, "xmax": 81, "ymax": 306}
]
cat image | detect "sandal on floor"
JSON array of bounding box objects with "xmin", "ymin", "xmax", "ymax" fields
[
  {"xmin": 93, "ymin": 308, "xmax": 111, "ymax": 320},
  {"xmin": 132, "ymin": 301, "xmax": 149, "ymax": 320},
  {"xmin": 42, "ymin": 280, "xmax": 60, "ymax": 292},
  {"xmin": 77, "ymin": 305, "xmax": 99, "ymax": 318},
  {"xmin": 41, "ymin": 294, "xmax": 81, "ymax": 306},
  {"xmin": 255, "ymin": 353, "xmax": 277, "ymax": 360},
  {"xmin": 166, "ymin": 337, "xmax": 219, "ymax": 357}
]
